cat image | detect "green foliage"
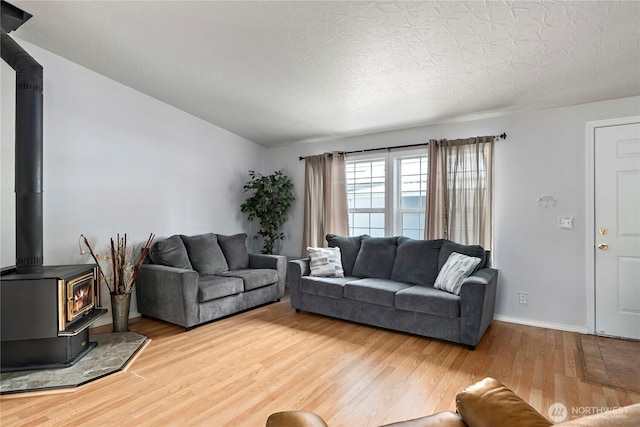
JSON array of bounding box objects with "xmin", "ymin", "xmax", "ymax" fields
[{"xmin": 240, "ymin": 169, "xmax": 295, "ymax": 254}]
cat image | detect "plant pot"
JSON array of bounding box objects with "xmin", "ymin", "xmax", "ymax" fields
[{"xmin": 111, "ymin": 293, "xmax": 131, "ymax": 332}]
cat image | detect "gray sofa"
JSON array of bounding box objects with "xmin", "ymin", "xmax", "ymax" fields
[
  {"xmin": 287, "ymin": 234, "xmax": 498, "ymax": 349},
  {"xmin": 136, "ymin": 233, "xmax": 286, "ymax": 330}
]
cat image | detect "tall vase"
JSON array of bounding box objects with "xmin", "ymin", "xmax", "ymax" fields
[{"xmin": 111, "ymin": 293, "xmax": 131, "ymax": 332}]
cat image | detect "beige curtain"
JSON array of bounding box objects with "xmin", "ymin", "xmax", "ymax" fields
[
  {"xmin": 425, "ymin": 139, "xmax": 446, "ymax": 240},
  {"xmin": 301, "ymin": 152, "xmax": 349, "ymax": 256},
  {"xmin": 425, "ymin": 137, "xmax": 494, "ymax": 250}
]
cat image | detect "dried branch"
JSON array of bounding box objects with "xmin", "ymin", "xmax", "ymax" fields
[
  {"xmin": 110, "ymin": 237, "xmax": 117, "ymax": 293},
  {"xmin": 81, "ymin": 232, "xmax": 155, "ymax": 295},
  {"xmin": 81, "ymin": 234, "xmax": 112, "ymax": 293},
  {"xmin": 131, "ymin": 233, "xmax": 155, "ymax": 285}
]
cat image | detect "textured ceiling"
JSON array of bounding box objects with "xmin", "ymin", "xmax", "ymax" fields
[{"xmin": 8, "ymin": 1, "xmax": 640, "ymax": 147}]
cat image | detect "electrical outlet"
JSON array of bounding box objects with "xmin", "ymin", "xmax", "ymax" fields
[{"xmin": 518, "ymin": 292, "xmax": 528, "ymax": 304}]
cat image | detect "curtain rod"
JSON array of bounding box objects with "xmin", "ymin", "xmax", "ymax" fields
[{"xmin": 299, "ymin": 133, "xmax": 506, "ymax": 161}]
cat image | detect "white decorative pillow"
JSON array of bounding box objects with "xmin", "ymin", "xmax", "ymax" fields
[
  {"xmin": 434, "ymin": 252, "xmax": 482, "ymax": 295},
  {"xmin": 307, "ymin": 247, "xmax": 344, "ymax": 278}
]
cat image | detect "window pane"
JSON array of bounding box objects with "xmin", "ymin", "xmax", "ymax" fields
[
  {"xmin": 353, "ymin": 213, "xmax": 370, "ymax": 228},
  {"xmin": 371, "ymin": 192, "xmax": 385, "ymax": 208},
  {"xmin": 403, "ymin": 212, "xmax": 420, "ymax": 229},
  {"xmin": 372, "ymin": 162, "xmax": 385, "ymax": 178},
  {"xmin": 348, "ymin": 154, "xmax": 430, "ymax": 238},
  {"xmin": 402, "ymin": 229, "xmax": 421, "ymax": 240},
  {"xmin": 346, "ymin": 158, "xmax": 386, "ymax": 235},
  {"xmin": 370, "ymin": 213, "xmax": 384, "ymax": 228},
  {"xmin": 399, "ymin": 155, "xmax": 427, "ymax": 212},
  {"xmin": 401, "ymin": 158, "xmax": 421, "ymax": 175},
  {"xmin": 353, "ymin": 227, "xmax": 370, "ymax": 236},
  {"xmin": 354, "ymin": 193, "xmax": 371, "ymax": 209},
  {"xmin": 401, "ymin": 211, "xmax": 424, "ymax": 240},
  {"xmin": 370, "ymin": 228, "xmax": 385, "ymax": 237}
]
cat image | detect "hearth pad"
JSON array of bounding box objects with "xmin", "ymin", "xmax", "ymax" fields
[{"xmin": 0, "ymin": 331, "xmax": 149, "ymax": 396}]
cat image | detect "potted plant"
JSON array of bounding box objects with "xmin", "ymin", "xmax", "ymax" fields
[
  {"xmin": 241, "ymin": 169, "xmax": 295, "ymax": 254},
  {"xmin": 81, "ymin": 233, "xmax": 154, "ymax": 332}
]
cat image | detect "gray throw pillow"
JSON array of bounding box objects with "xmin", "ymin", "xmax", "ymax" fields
[
  {"xmin": 351, "ymin": 236, "xmax": 398, "ymax": 279},
  {"xmin": 217, "ymin": 233, "xmax": 250, "ymax": 270},
  {"xmin": 149, "ymin": 235, "xmax": 193, "ymax": 270},
  {"xmin": 180, "ymin": 233, "xmax": 229, "ymax": 275},
  {"xmin": 391, "ymin": 237, "xmax": 443, "ymax": 286},
  {"xmin": 326, "ymin": 234, "xmax": 366, "ymax": 277},
  {"xmin": 438, "ymin": 240, "xmax": 486, "ymax": 273},
  {"xmin": 434, "ymin": 252, "xmax": 482, "ymax": 295}
]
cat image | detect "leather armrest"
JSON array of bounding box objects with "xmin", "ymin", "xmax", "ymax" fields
[
  {"xmin": 266, "ymin": 411, "xmax": 328, "ymax": 427},
  {"xmin": 456, "ymin": 378, "xmax": 552, "ymax": 427},
  {"xmin": 381, "ymin": 411, "xmax": 466, "ymax": 427}
]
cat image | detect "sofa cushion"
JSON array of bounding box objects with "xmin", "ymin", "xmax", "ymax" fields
[
  {"xmin": 434, "ymin": 252, "xmax": 482, "ymax": 295},
  {"xmin": 343, "ymin": 278, "xmax": 411, "ymax": 307},
  {"xmin": 391, "ymin": 237, "xmax": 443, "ymax": 286},
  {"xmin": 181, "ymin": 233, "xmax": 229, "ymax": 275},
  {"xmin": 395, "ymin": 285, "xmax": 461, "ymax": 317},
  {"xmin": 326, "ymin": 234, "xmax": 366, "ymax": 277},
  {"xmin": 149, "ymin": 235, "xmax": 193, "ymax": 270},
  {"xmin": 308, "ymin": 247, "xmax": 344, "ymax": 277},
  {"xmin": 218, "ymin": 269, "xmax": 278, "ymax": 291},
  {"xmin": 438, "ymin": 240, "xmax": 486, "ymax": 272},
  {"xmin": 198, "ymin": 275, "xmax": 243, "ymax": 302},
  {"xmin": 300, "ymin": 276, "xmax": 353, "ymax": 299},
  {"xmin": 217, "ymin": 233, "xmax": 250, "ymax": 270},
  {"xmin": 352, "ymin": 236, "xmax": 398, "ymax": 279}
]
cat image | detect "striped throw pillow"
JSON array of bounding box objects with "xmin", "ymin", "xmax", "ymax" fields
[
  {"xmin": 434, "ymin": 252, "xmax": 481, "ymax": 295},
  {"xmin": 307, "ymin": 247, "xmax": 344, "ymax": 278}
]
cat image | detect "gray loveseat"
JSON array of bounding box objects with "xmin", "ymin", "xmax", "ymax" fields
[
  {"xmin": 136, "ymin": 233, "xmax": 286, "ymax": 330},
  {"xmin": 287, "ymin": 234, "xmax": 498, "ymax": 349}
]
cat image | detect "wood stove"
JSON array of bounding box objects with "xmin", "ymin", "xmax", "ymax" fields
[
  {"xmin": 0, "ymin": 265, "xmax": 107, "ymax": 372},
  {"xmin": 0, "ymin": 3, "xmax": 107, "ymax": 373}
]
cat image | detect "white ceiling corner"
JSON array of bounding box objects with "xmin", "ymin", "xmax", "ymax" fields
[{"xmin": 9, "ymin": 0, "xmax": 640, "ymax": 147}]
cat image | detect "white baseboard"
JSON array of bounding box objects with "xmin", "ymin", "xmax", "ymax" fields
[{"xmin": 494, "ymin": 315, "xmax": 589, "ymax": 334}]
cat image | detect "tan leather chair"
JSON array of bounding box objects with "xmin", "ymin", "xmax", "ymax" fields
[{"xmin": 265, "ymin": 378, "xmax": 640, "ymax": 427}]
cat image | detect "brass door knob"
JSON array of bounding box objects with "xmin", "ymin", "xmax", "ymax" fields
[{"xmin": 598, "ymin": 243, "xmax": 608, "ymax": 251}]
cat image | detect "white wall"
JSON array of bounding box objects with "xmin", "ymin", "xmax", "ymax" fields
[
  {"xmin": 265, "ymin": 96, "xmax": 640, "ymax": 332},
  {"xmin": 3, "ymin": 36, "xmax": 639, "ymax": 334},
  {"xmin": 1, "ymin": 39, "xmax": 266, "ymax": 325}
]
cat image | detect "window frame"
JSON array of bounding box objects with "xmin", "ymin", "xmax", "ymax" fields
[{"xmin": 345, "ymin": 148, "xmax": 428, "ymax": 238}]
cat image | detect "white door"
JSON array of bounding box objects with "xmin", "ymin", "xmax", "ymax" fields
[{"xmin": 594, "ymin": 121, "xmax": 640, "ymax": 339}]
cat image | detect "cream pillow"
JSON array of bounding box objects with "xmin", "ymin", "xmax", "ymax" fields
[
  {"xmin": 307, "ymin": 247, "xmax": 344, "ymax": 278},
  {"xmin": 434, "ymin": 252, "xmax": 481, "ymax": 295}
]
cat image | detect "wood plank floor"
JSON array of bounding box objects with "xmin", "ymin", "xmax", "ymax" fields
[{"xmin": 2, "ymin": 298, "xmax": 639, "ymax": 426}]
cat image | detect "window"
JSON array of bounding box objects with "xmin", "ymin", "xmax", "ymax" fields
[
  {"xmin": 346, "ymin": 158, "xmax": 386, "ymax": 237},
  {"xmin": 397, "ymin": 156, "xmax": 427, "ymax": 239},
  {"xmin": 346, "ymin": 151, "xmax": 428, "ymax": 238}
]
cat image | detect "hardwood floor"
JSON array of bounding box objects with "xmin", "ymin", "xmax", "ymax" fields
[{"xmin": 2, "ymin": 299, "xmax": 639, "ymax": 426}]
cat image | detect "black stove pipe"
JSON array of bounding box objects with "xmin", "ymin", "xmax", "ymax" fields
[{"xmin": 1, "ymin": 29, "xmax": 44, "ymax": 273}]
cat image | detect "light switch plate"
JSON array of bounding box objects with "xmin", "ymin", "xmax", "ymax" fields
[{"xmin": 558, "ymin": 216, "xmax": 574, "ymax": 229}]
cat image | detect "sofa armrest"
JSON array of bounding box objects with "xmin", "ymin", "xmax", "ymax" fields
[
  {"xmin": 456, "ymin": 377, "xmax": 551, "ymax": 427},
  {"xmin": 459, "ymin": 268, "xmax": 498, "ymax": 347},
  {"xmin": 286, "ymin": 259, "xmax": 310, "ymax": 309},
  {"xmin": 136, "ymin": 264, "xmax": 200, "ymax": 328},
  {"xmin": 249, "ymin": 254, "xmax": 287, "ymax": 298}
]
